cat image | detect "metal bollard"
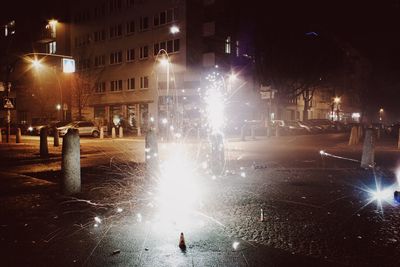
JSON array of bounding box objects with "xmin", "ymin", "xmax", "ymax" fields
[
  {"xmin": 16, "ymin": 128, "xmax": 21, "ymax": 143},
  {"xmin": 111, "ymin": 127, "xmax": 116, "ymax": 139},
  {"xmin": 361, "ymin": 129, "xmax": 375, "ymax": 169},
  {"xmin": 145, "ymin": 128, "xmax": 159, "ymax": 173},
  {"xmin": 61, "ymin": 128, "xmax": 81, "ymax": 195},
  {"xmin": 53, "ymin": 127, "xmax": 59, "ymax": 147},
  {"xmin": 348, "ymin": 126, "xmax": 358, "ymax": 146},
  {"xmin": 100, "ymin": 127, "xmax": 104, "ymax": 139},
  {"xmin": 251, "ymin": 125, "xmax": 256, "ymax": 140},
  {"xmin": 40, "ymin": 127, "xmax": 49, "ymax": 158},
  {"xmin": 241, "ymin": 125, "xmax": 246, "ymax": 141},
  {"xmin": 119, "ymin": 127, "xmax": 123, "ymax": 138}
]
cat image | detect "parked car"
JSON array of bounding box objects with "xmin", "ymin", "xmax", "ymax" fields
[
  {"xmin": 57, "ymin": 121, "xmax": 100, "ymax": 137},
  {"xmin": 283, "ymin": 121, "xmax": 309, "ymax": 135},
  {"xmin": 305, "ymin": 119, "xmax": 336, "ymax": 132},
  {"xmin": 27, "ymin": 121, "xmax": 69, "ymax": 135},
  {"xmin": 1, "ymin": 124, "xmax": 28, "ymax": 135},
  {"xmin": 295, "ymin": 121, "xmax": 323, "ymax": 133}
]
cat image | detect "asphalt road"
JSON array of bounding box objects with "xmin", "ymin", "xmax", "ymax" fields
[{"xmin": 1, "ymin": 133, "xmax": 400, "ymax": 266}]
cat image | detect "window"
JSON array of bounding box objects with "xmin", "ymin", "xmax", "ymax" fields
[
  {"xmin": 140, "ymin": 76, "xmax": 149, "ymax": 89},
  {"xmin": 126, "ymin": 0, "xmax": 134, "ymax": 8},
  {"xmin": 153, "ymin": 8, "xmax": 177, "ymax": 27},
  {"xmin": 167, "ymin": 40, "xmax": 173, "ymax": 53},
  {"xmin": 139, "ymin": 46, "xmax": 148, "ymax": 59},
  {"xmin": 94, "ymin": 29, "xmax": 106, "ymax": 42},
  {"xmin": 110, "ymin": 51, "xmax": 123, "ymax": 64},
  {"xmin": 94, "ymin": 106, "xmax": 105, "ymax": 118},
  {"xmin": 127, "ymin": 78, "xmax": 135, "ymax": 90},
  {"xmin": 94, "ymin": 55, "xmax": 105, "ymax": 67},
  {"xmin": 127, "ymin": 49, "xmax": 135, "ymax": 61},
  {"xmin": 153, "ymin": 39, "xmax": 180, "ymax": 55},
  {"xmin": 95, "ymin": 82, "xmax": 106, "ymax": 93},
  {"xmin": 110, "ymin": 24, "xmax": 122, "ymax": 38},
  {"xmin": 126, "ymin": 20, "xmax": 135, "ymax": 34},
  {"xmin": 47, "ymin": 41, "xmax": 56, "ymax": 54},
  {"xmin": 225, "ymin": 36, "xmax": 231, "ymax": 54},
  {"xmin": 139, "ymin": 16, "xmax": 149, "ymax": 31},
  {"xmin": 109, "ymin": 0, "xmax": 122, "ymax": 13},
  {"xmin": 153, "ymin": 43, "xmax": 159, "ymax": 55},
  {"xmin": 110, "ymin": 80, "xmax": 123, "ymax": 91}
]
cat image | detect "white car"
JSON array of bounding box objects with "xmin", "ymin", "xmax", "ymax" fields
[{"xmin": 58, "ymin": 121, "xmax": 100, "ymax": 137}]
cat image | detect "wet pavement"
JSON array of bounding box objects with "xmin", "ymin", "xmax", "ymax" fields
[{"xmin": 1, "ymin": 133, "xmax": 400, "ymax": 266}]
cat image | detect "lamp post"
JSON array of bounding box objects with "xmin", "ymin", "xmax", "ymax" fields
[
  {"xmin": 333, "ymin": 97, "xmax": 341, "ymax": 121},
  {"xmin": 31, "ymin": 56, "xmax": 75, "ymax": 122},
  {"xmin": 379, "ymin": 108, "xmax": 384, "ymax": 122}
]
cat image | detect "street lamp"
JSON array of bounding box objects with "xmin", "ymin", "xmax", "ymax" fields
[
  {"xmin": 29, "ymin": 56, "xmax": 75, "ymax": 121},
  {"xmin": 169, "ymin": 25, "xmax": 180, "ymax": 34},
  {"xmin": 379, "ymin": 108, "xmax": 384, "ymax": 122},
  {"xmin": 333, "ymin": 97, "xmax": 341, "ymax": 121}
]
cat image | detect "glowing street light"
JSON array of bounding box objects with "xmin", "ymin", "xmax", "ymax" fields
[
  {"xmin": 31, "ymin": 59, "xmax": 42, "ymax": 69},
  {"xmin": 170, "ymin": 25, "xmax": 180, "ymax": 34},
  {"xmin": 334, "ymin": 97, "xmax": 341, "ymax": 104},
  {"xmin": 56, "ymin": 104, "xmax": 61, "ymax": 110}
]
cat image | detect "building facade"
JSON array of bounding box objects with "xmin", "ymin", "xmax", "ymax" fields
[{"xmin": 70, "ymin": 0, "xmax": 255, "ymax": 134}]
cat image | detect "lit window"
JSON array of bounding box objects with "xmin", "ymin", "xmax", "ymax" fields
[
  {"xmin": 140, "ymin": 76, "xmax": 149, "ymax": 89},
  {"xmin": 225, "ymin": 36, "xmax": 231, "ymax": 54},
  {"xmin": 48, "ymin": 41, "xmax": 56, "ymax": 54}
]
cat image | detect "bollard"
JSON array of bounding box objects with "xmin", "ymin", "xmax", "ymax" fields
[
  {"xmin": 240, "ymin": 125, "xmax": 246, "ymax": 141},
  {"xmin": 53, "ymin": 127, "xmax": 59, "ymax": 147},
  {"xmin": 40, "ymin": 127, "xmax": 49, "ymax": 158},
  {"xmin": 251, "ymin": 126, "xmax": 256, "ymax": 140},
  {"xmin": 145, "ymin": 128, "xmax": 159, "ymax": 172},
  {"xmin": 348, "ymin": 126, "xmax": 358, "ymax": 146},
  {"xmin": 361, "ymin": 129, "xmax": 375, "ymax": 169},
  {"xmin": 111, "ymin": 127, "xmax": 116, "ymax": 139},
  {"xmin": 276, "ymin": 125, "xmax": 281, "ymax": 137},
  {"xmin": 137, "ymin": 127, "xmax": 141, "ymax": 137},
  {"xmin": 119, "ymin": 127, "xmax": 123, "ymax": 138},
  {"xmin": 397, "ymin": 129, "xmax": 400, "ymax": 149},
  {"xmin": 16, "ymin": 128, "xmax": 21, "ymax": 143},
  {"xmin": 61, "ymin": 128, "xmax": 81, "ymax": 195},
  {"xmin": 267, "ymin": 126, "xmax": 272, "ymax": 138},
  {"xmin": 100, "ymin": 127, "xmax": 104, "ymax": 139},
  {"xmin": 357, "ymin": 125, "xmax": 363, "ymax": 144}
]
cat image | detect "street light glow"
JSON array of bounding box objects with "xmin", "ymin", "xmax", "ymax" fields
[
  {"xmin": 170, "ymin": 25, "xmax": 180, "ymax": 34},
  {"xmin": 56, "ymin": 104, "xmax": 61, "ymax": 110},
  {"xmin": 334, "ymin": 97, "xmax": 341, "ymax": 104},
  {"xmin": 32, "ymin": 59, "xmax": 42, "ymax": 69},
  {"xmin": 159, "ymin": 58, "xmax": 169, "ymax": 66}
]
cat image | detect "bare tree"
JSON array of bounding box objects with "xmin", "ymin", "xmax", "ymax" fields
[
  {"xmin": 71, "ymin": 48, "xmax": 104, "ymax": 120},
  {"xmin": 256, "ymin": 32, "xmax": 344, "ymax": 120}
]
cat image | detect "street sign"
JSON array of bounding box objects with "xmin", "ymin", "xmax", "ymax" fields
[
  {"xmin": 62, "ymin": 58, "xmax": 75, "ymax": 73},
  {"xmin": 2, "ymin": 97, "xmax": 16, "ymax": 109}
]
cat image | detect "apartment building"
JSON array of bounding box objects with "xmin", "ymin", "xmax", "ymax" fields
[{"xmin": 70, "ymin": 0, "xmax": 254, "ymax": 133}]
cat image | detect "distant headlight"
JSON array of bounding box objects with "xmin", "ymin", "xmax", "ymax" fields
[{"xmin": 28, "ymin": 126, "xmax": 33, "ymax": 132}]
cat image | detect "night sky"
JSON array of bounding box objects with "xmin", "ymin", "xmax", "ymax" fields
[{"xmin": 2, "ymin": 0, "xmax": 400, "ymax": 118}]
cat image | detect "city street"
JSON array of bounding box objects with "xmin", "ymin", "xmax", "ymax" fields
[{"xmin": 1, "ymin": 133, "xmax": 400, "ymax": 266}]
